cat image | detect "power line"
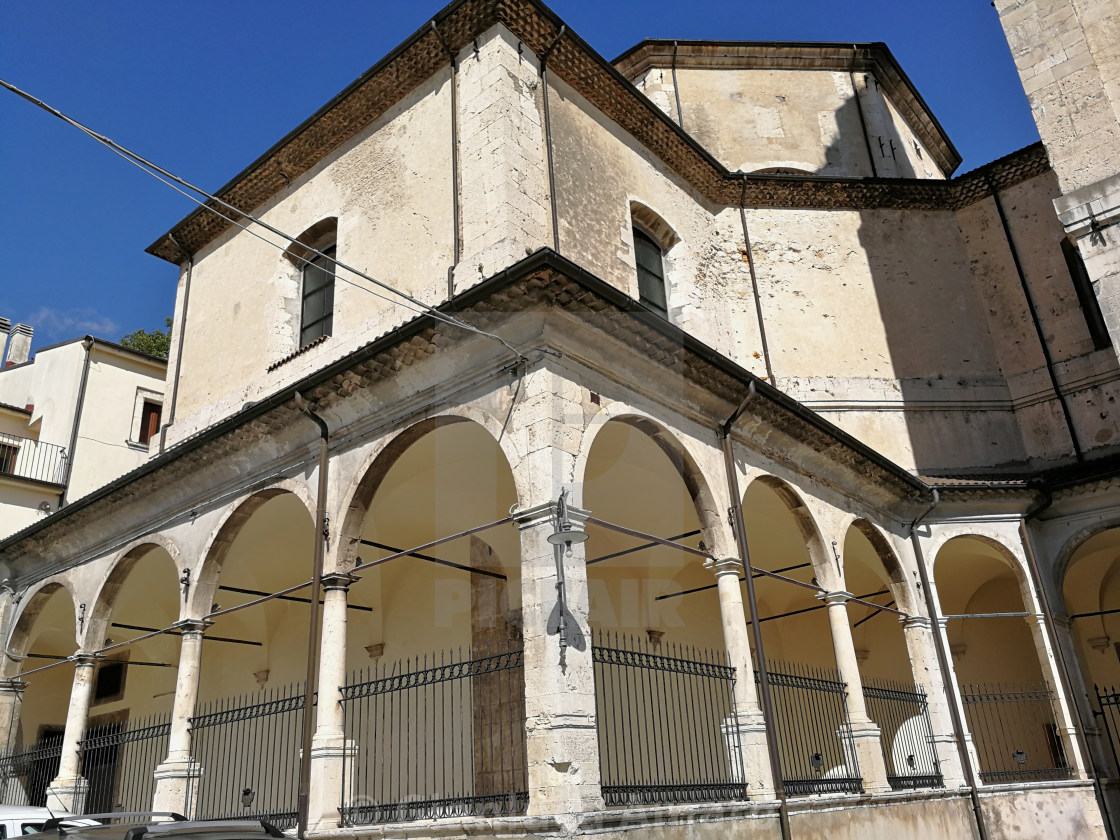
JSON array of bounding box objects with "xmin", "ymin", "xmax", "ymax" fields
[{"xmin": 0, "ymin": 76, "xmax": 526, "ymax": 364}]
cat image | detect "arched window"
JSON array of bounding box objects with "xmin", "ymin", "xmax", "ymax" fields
[
  {"xmin": 1061, "ymin": 237, "xmax": 1111, "ymax": 350},
  {"xmin": 633, "ymin": 227, "xmax": 667, "ymax": 315},
  {"xmin": 300, "ymin": 245, "xmax": 336, "ymax": 347},
  {"xmin": 284, "ymin": 218, "xmax": 338, "ymax": 349}
]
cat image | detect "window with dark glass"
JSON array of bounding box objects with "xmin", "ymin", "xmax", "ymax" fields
[
  {"xmin": 300, "ymin": 245, "xmax": 336, "ymax": 348},
  {"xmin": 0, "ymin": 443, "xmax": 16, "ymax": 475},
  {"xmin": 138, "ymin": 400, "xmax": 161, "ymax": 446},
  {"xmin": 633, "ymin": 227, "xmax": 667, "ymax": 315},
  {"xmin": 1062, "ymin": 238, "xmax": 1111, "ymax": 350}
]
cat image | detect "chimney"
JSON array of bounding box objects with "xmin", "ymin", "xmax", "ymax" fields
[
  {"xmin": 4, "ymin": 324, "xmax": 33, "ymax": 367},
  {"xmin": 0, "ymin": 318, "xmax": 9, "ymax": 365}
]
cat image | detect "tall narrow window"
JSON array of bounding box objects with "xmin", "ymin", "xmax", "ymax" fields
[
  {"xmin": 138, "ymin": 401, "xmax": 162, "ymax": 446},
  {"xmin": 1062, "ymin": 238, "xmax": 1111, "ymax": 350},
  {"xmin": 633, "ymin": 228, "xmax": 668, "ymax": 315},
  {"xmin": 300, "ymin": 245, "xmax": 336, "ymax": 347}
]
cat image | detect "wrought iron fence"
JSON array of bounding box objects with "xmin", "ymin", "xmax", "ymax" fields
[
  {"xmin": 0, "ymin": 733, "xmax": 63, "ymax": 806},
  {"xmin": 592, "ymin": 631, "xmax": 746, "ymax": 806},
  {"xmin": 0, "ymin": 432, "xmax": 67, "ymax": 486},
  {"xmin": 862, "ymin": 678, "xmax": 942, "ymax": 790},
  {"xmin": 959, "ymin": 682, "xmax": 1072, "ymax": 784},
  {"xmin": 187, "ymin": 682, "xmax": 305, "ymax": 828},
  {"xmin": 762, "ymin": 662, "xmax": 862, "ymax": 796},
  {"xmin": 80, "ymin": 713, "xmax": 170, "ymax": 814},
  {"xmin": 340, "ymin": 644, "xmax": 527, "ymax": 825},
  {"xmin": 1095, "ymin": 684, "xmax": 1120, "ymax": 778}
]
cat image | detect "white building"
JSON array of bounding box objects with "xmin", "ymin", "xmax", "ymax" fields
[
  {"xmin": 0, "ymin": 322, "xmax": 166, "ymax": 538},
  {"xmin": 0, "ymin": 1, "xmax": 1118, "ymax": 838}
]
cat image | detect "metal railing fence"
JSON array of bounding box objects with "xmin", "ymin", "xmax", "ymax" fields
[
  {"xmin": 1095, "ymin": 684, "xmax": 1120, "ymax": 779},
  {"xmin": 0, "ymin": 432, "xmax": 67, "ymax": 485},
  {"xmin": 187, "ymin": 682, "xmax": 306, "ymax": 828},
  {"xmin": 959, "ymin": 682, "xmax": 1071, "ymax": 784},
  {"xmin": 80, "ymin": 713, "xmax": 170, "ymax": 814},
  {"xmin": 340, "ymin": 644, "xmax": 527, "ymax": 825},
  {"xmin": 0, "ymin": 733, "xmax": 63, "ymax": 806},
  {"xmin": 762, "ymin": 662, "xmax": 862, "ymax": 796},
  {"xmin": 592, "ymin": 631, "xmax": 746, "ymax": 806},
  {"xmin": 862, "ymin": 678, "xmax": 942, "ymax": 790}
]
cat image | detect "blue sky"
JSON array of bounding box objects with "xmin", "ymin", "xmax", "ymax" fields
[{"xmin": 0, "ymin": 0, "xmax": 1039, "ymax": 353}]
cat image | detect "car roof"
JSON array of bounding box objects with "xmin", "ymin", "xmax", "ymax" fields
[{"xmin": 25, "ymin": 820, "xmax": 284, "ymax": 840}]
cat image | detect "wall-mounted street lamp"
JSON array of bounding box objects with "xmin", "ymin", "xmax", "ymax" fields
[{"xmin": 547, "ymin": 490, "xmax": 587, "ymax": 671}]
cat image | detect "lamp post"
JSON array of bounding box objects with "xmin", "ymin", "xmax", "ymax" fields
[{"xmin": 546, "ymin": 489, "xmax": 587, "ymax": 671}]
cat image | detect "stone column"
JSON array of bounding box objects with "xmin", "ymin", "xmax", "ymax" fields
[
  {"xmin": 0, "ymin": 679, "xmax": 27, "ymax": 755},
  {"xmin": 153, "ymin": 619, "xmax": 209, "ymax": 813},
  {"xmin": 900, "ymin": 616, "xmax": 966, "ymax": 787},
  {"xmin": 820, "ymin": 591, "xmax": 891, "ymax": 793},
  {"xmin": 516, "ymin": 501, "xmax": 604, "ymax": 817},
  {"xmin": 47, "ymin": 654, "xmax": 97, "ymax": 813},
  {"xmin": 307, "ymin": 573, "xmax": 357, "ymax": 831},
  {"xmin": 1025, "ymin": 613, "xmax": 1089, "ymax": 778},
  {"xmin": 704, "ymin": 557, "xmax": 774, "ymax": 800}
]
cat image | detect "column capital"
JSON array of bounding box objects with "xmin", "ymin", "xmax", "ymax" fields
[
  {"xmin": 902, "ymin": 615, "xmax": 933, "ymax": 631},
  {"xmin": 512, "ymin": 500, "xmax": 590, "ymax": 530},
  {"xmin": 1023, "ymin": 613, "xmax": 1047, "ymax": 628},
  {"xmin": 70, "ymin": 652, "xmax": 101, "ymax": 668},
  {"xmin": 172, "ymin": 618, "xmax": 213, "ymax": 636},
  {"xmin": 704, "ymin": 557, "xmax": 744, "ymax": 577},
  {"xmin": 321, "ymin": 572, "xmax": 359, "ymax": 591},
  {"xmin": 817, "ymin": 590, "xmax": 853, "ymax": 606}
]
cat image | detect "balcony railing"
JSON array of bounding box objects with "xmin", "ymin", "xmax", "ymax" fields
[{"xmin": 0, "ymin": 432, "xmax": 67, "ymax": 486}]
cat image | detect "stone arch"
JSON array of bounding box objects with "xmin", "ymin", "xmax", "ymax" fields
[
  {"xmin": 929, "ymin": 529, "xmax": 1033, "ymax": 602},
  {"xmin": 1055, "ymin": 515, "xmax": 1120, "ymax": 596},
  {"xmin": 4, "ymin": 579, "xmax": 80, "ymax": 676},
  {"xmin": 744, "ymin": 473, "xmax": 832, "ymax": 581},
  {"xmin": 574, "ymin": 407, "xmax": 729, "ymax": 559},
  {"xmin": 84, "ymin": 536, "xmax": 184, "ymax": 650},
  {"xmin": 629, "ymin": 200, "xmax": 681, "ymax": 252},
  {"xmin": 283, "ymin": 216, "xmax": 339, "ymax": 266},
  {"xmin": 335, "ymin": 413, "xmax": 523, "ymax": 574},
  {"xmin": 189, "ymin": 480, "xmax": 316, "ymax": 619},
  {"xmin": 844, "ymin": 518, "xmax": 917, "ymax": 615}
]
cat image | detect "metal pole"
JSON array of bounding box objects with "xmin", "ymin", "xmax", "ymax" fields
[
  {"xmin": 910, "ymin": 528, "xmax": 990, "ymax": 840},
  {"xmin": 719, "ymin": 429, "xmax": 792, "ymax": 840},
  {"xmin": 296, "ymin": 396, "xmax": 329, "ymax": 839}
]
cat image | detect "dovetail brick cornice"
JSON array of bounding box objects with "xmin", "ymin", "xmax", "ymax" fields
[{"xmin": 146, "ymin": 0, "xmax": 1050, "ymax": 265}]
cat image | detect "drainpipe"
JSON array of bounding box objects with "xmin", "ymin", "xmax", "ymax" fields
[
  {"xmin": 430, "ymin": 22, "xmax": 461, "ymax": 300},
  {"xmin": 738, "ymin": 179, "xmax": 776, "ymax": 386},
  {"xmin": 1018, "ymin": 499, "xmax": 1116, "ymax": 838},
  {"xmin": 295, "ymin": 393, "xmax": 329, "ymax": 840},
  {"xmin": 671, "ymin": 41, "xmax": 684, "ymax": 130},
  {"xmin": 162, "ymin": 243, "xmax": 193, "ymax": 453},
  {"xmin": 908, "ymin": 492, "xmax": 990, "ymax": 840},
  {"xmin": 719, "ymin": 381, "xmax": 792, "ymax": 840},
  {"xmin": 58, "ymin": 336, "xmax": 95, "ymax": 508},
  {"xmin": 539, "ymin": 26, "xmax": 567, "ymax": 253},
  {"xmin": 986, "ymin": 175, "xmax": 1083, "ymax": 461},
  {"xmin": 849, "ymin": 49, "xmax": 878, "ymax": 178}
]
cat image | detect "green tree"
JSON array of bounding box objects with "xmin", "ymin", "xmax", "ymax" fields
[{"xmin": 120, "ymin": 317, "xmax": 173, "ymax": 359}]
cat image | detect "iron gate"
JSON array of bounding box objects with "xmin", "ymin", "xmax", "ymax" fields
[
  {"xmin": 863, "ymin": 679, "xmax": 942, "ymax": 790},
  {"xmin": 959, "ymin": 682, "xmax": 1071, "ymax": 784},
  {"xmin": 80, "ymin": 713, "xmax": 170, "ymax": 813}
]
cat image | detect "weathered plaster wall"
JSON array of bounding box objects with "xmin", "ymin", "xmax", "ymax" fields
[{"xmin": 168, "ymin": 71, "xmax": 455, "ymax": 441}]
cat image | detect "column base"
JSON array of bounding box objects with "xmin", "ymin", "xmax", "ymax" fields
[
  {"xmin": 525, "ymin": 716, "xmax": 605, "ymax": 817},
  {"xmin": 731, "ymin": 711, "xmax": 776, "ymax": 801},
  {"xmin": 930, "ymin": 733, "xmax": 966, "ymax": 788},
  {"xmin": 153, "ymin": 758, "xmax": 203, "ymax": 815},
  {"xmin": 46, "ymin": 777, "xmax": 89, "ymax": 815},
  {"xmin": 307, "ymin": 734, "xmax": 356, "ymax": 831},
  {"xmin": 844, "ymin": 720, "xmax": 892, "ymax": 794}
]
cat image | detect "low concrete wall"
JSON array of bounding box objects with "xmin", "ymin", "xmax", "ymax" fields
[{"xmin": 978, "ymin": 782, "xmax": 1106, "ymax": 840}]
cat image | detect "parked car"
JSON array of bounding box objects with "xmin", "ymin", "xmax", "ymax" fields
[
  {"xmin": 0, "ymin": 807, "xmax": 98, "ymax": 837},
  {"xmin": 26, "ymin": 814, "xmax": 285, "ymax": 840}
]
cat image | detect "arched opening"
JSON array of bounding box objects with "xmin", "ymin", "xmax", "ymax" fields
[
  {"xmin": 339, "ymin": 418, "xmax": 523, "ymax": 824},
  {"xmin": 935, "ymin": 535, "xmax": 1070, "ymax": 784},
  {"xmin": 80, "ymin": 544, "xmax": 181, "ymax": 812},
  {"xmin": 3, "ymin": 583, "xmax": 77, "ymax": 806},
  {"xmin": 1062, "ymin": 527, "xmax": 1120, "ymax": 785},
  {"xmin": 741, "ymin": 476, "xmax": 862, "ymax": 795},
  {"xmin": 582, "ymin": 417, "xmax": 738, "ymax": 806},
  {"xmin": 189, "ymin": 489, "xmax": 317, "ymax": 824},
  {"xmin": 842, "ymin": 521, "xmax": 940, "ymax": 789}
]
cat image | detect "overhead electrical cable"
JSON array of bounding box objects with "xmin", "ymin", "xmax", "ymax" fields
[{"xmin": 0, "ymin": 77, "xmax": 526, "ymax": 363}]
